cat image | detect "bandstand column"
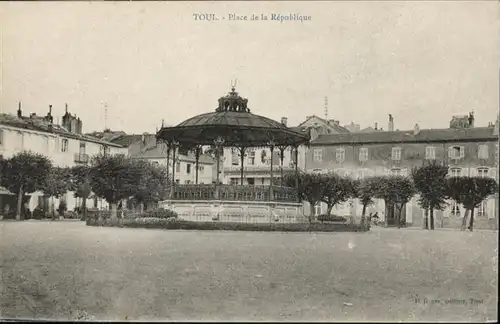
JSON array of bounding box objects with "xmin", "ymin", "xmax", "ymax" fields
[
  {"xmin": 165, "ymin": 141, "xmax": 171, "ymax": 183},
  {"xmin": 194, "ymin": 145, "xmax": 202, "ymax": 184},
  {"xmin": 213, "ymin": 137, "xmax": 225, "ymax": 199},
  {"xmin": 268, "ymin": 140, "xmax": 275, "ymax": 201},
  {"xmin": 170, "ymin": 140, "xmax": 178, "ymax": 199},
  {"xmin": 294, "ymin": 145, "xmax": 300, "ymax": 202},
  {"xmin": 278, "ymin": 146, "xmax": 286, "ymax": 186},
  {"xmin": 238, "ymin": 147, "xmax": 247, "ymax": 185}
]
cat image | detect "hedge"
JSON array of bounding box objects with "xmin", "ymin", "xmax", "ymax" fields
[
  {"xmin": 316, "ymin": 214, "xmax": 348, "ymax": 223},
  {"xmin": 86, "ymin": 217, "xmax": 367, "ymax": 232}
]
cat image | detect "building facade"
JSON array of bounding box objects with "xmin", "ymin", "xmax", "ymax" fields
[
  {"xmin": 127, "ymin": 135, "xmax": 215, "ymax": 185},
  {"xmin": 0, "ymin": 104, "xmax": 128, "ymax": 213},
  {"xmin": 304, "ymin": 114, "xmax": 499, "ymax": 229},
  {"xmin": 220, "ymin": 115, "xmax": 346, "ymax": 185}
]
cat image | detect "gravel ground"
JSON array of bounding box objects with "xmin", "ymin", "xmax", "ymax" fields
[{"xmin": 0, "ymin": 221, "xmax": 497, "ymax": 322}]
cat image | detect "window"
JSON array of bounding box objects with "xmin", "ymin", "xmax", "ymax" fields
[
  {"xmin": 175, "ymin": 179, "xmax": 180, "ymax": 184},
  {"xmin": 198, "ymin": 165, "xmax": 204, "ymax": 174},
  {"xmin": 186, "ymin": 163, "xmax": 191, "ymax": 174},
  {"xmin": 230, "ymin": 178, "xmax": 238, "ymax": 185},
  {"xmin": 391, "ymin": 147, "xmax": 402, "ymax": 161},
  {"xmin": 175, "ymin": 162, "xmax": 180, "ymax": 173},
  {"xmin": 451, "ymin": 201, "xmax": 461, "ymax": 217},
  {"xmin": 231, "ymin": 149, "xmax": 239, "ymax": 165},
  {"xmin": 477, "ymin": 168, "xmax": 488, "ymax": 178},
  {"xmin": 391, "ymin": 168, "xmax": 401, "ymax": 176},
  {"xmin": 477, "ymin": 201, "xmax": 486, "ymax": 217},
  {"xmin": 450, "ymin": 167, "xmax": 462, "ymax": 177},
  {"xmin": 335, "ymin": 148, "xmax": 345, "ymax": 163},
  {"xmin": 247, "ymin": 150, "xmax": 256, "ymax": 165},
  {"xmin": 359, "ymin": 148, "xmax": 368, "ymax": 162},
  {"xmin": 247, "ymin": 178, "xmax": 255, "ymax": 185},
  {"xmin": 425, "ymin": 146, "xmax": 436, "ymax": 160},
  {"xmin": 61, "ymin": 139, "xmax": 68, "ymax": 152},
  {"xmin": 313, "ymin": 149, "xmax": 323, "ymax": 162},
  {"xmin": 79, "ymin": 142, "xmax": 86, "ymax": 154},
  {"xmin": 478, "ymin": 144, "xmax": 489, "ymax": 159},
  {"xmin": 448, "ymin": 146, "xmax": 465, "ymax": 159},
  {"xmin": 314, "ymin": 202, "xmax": 322, "ymax": 216}
]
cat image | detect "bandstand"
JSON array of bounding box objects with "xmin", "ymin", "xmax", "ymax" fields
[{"xmin": 156, "ymin": 86, "xmax": 310, "ymax": 223}]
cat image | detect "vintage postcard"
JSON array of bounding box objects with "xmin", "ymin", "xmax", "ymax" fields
[{"xmin": 0, "ymin": 0, "xmax": 498, "ymax": 322}]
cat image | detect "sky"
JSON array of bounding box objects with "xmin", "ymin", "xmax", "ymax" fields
[{"xmin": 1, "ymin": 1, "xmax": 498, "ymax": 134}]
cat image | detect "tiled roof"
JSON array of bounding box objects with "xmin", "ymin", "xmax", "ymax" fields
[
  {"xmin": 109, "ymin": 134, "xmax": 149, "ymax": 146},
  {"xmin": 297, "ymin": 115, "xmax": 351, "ymax": 133},
  {"xmin": 0, "ymin": 113, "xmax": 124, "ymax": 148},
  {"xmin": 132, "ymin": 144, "xmax": 214, "ymax": 164},
  {"xmin": 311, "ymin": 127, "xmax": 498, "ymax": 145}
]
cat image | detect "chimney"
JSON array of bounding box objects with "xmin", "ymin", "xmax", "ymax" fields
[
  {"xmin": 468, "ymin": 111, "xmax": 475, "ymax": 128},
  {"xmin": 493, "ymin": 115, "xmax": 499, "ymax": 136},
  {"xmin": 47, "ymin": 105, "xmax": 54, "ymax": 123},
  {"xmin": 374, "ymin": 122, "xmax": 378, "ymax": 130},
  {"xmin": 65, "ymin": 103, "xmax": 68, "ymax": 114},
  {"xmin": 17, "ymin": 102, "xmax": 22, "ymax": 118},
  {"xmin": 388, "ymin": 114, "xmax": 394, "ymax": 132},
  {"xmin": 414, "ymin": 123, "xmax": 420, "ymax": 135},
  {"xmin": 281, "ymin": 117, "xmax": 288, "ymax": 126}
]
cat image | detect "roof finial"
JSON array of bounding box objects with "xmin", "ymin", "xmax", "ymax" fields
[{"xmin": 230, "ymin": 79, "xmax": 237, "ymax": 92}]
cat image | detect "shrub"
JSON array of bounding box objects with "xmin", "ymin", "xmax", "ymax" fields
[
  {"xmin": 33, "ymin": 206, "xmax": 45, "ymax": 220},
  {"xmin": 138, "ymin": 208, "xmax": 178, "ymax": 219},
  {"xmin": 58, "ymin": 201, "xmax": 67, "ymax": 216},
  {"xmin": 316, "ymin": 214, "xmax": 348, "ymax": 223}
]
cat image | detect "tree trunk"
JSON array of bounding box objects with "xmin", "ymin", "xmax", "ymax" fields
[
  {"xmin": 110, "ymin": 203, "xmax": 118, "ymax": 220},
  {"xmin": 395, "ymin": 204, "xmax": 403, "ymax": 228},
  {"xmin": 461, "ymin": 209, "xmax": 469, "ymax": 231},
  {"xmin": 423, "ymin": 208, "xmax": 429, "ymax": 230},
  {"xmin": 361, "ymin": 204, "xmax": 367, "ymax": 229},
  {"xmin": 469, "ymin": 208, "xmax": 475, "ymax": 232},
  {"xmin": 16, "ymin": 186, "xmax": 24, "ymax": 221},
  {"xmin": 81, "ymin": 197, "xmax": 87, "ymax": 220},
  {"xmin": 309, "ymin": 202, "xmax": 315, "ymax": 223},
  {"xmin": 52, "ymin": 196, "xmax": 56, "ymax": 220},
  {"xmin": 326, "ymin": 204, "xmax": 334, "ymax": 216},
  {"xmin": 430, "ymin": 208, "xmax": 435, "ymax": 230}
]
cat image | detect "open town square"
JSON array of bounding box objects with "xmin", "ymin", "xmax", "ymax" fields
[{"xmin": 1, "ymin": 1, "xmax": 499, "ymax": 322}]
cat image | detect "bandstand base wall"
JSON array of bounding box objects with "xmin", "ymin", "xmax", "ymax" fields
[{"xmin": 159, "ymin": 200, "xmax": 306, "ymax": 224}]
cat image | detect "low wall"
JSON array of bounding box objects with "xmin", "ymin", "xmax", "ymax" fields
[{"xmin": 159, "ymin": 199, "xmax": 306, "ymax": 223}]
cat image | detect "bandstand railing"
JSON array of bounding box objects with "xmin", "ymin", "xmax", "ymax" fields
[{"xmin": 169, "ymin": 184, "xmax": 298, "ymax": 203}]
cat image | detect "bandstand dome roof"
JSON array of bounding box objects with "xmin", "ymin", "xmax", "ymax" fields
[{"xmin": 156, "ymin": 87, "xmax": 310, "ymax": 147}]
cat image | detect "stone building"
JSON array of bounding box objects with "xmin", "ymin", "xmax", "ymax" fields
[
  {"xmin": 0, "ymin": 103, "xmax": 128, "ymax": 213},
  {"xmin": 304, "ymin": 113, "xmax": 499, "ymax": 229}
]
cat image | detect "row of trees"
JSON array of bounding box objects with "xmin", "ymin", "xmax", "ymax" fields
[
  {"xmin": 283, "ymin": 162, "xmax": 498, "ymax": 231},
  {"xmin": 0, "ymin": 152, "xmax": 170, "ymax": 221}
]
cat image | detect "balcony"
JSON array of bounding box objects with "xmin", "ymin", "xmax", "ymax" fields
[
  {"xmin": 224, "ymin": 165, "xmax": 295, "ymax": 175},
  {"xmin": 169, "ymin": 184, "xmax": 298, "ymax": 203},
  {"xmin": 74, "ymin": 153, "xmax": 89, "ymax": 164}
]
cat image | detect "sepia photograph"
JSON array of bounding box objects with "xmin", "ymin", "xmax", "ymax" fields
[{"xmin": 0, "ymin": 0, "xmax": 498, "ymax": 322}]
